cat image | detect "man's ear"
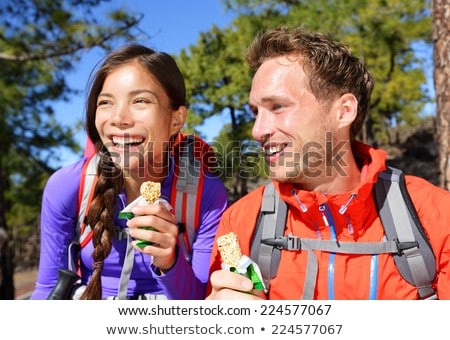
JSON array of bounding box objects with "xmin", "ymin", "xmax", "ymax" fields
[
  {"xmin": 170, "ymin": 106, "xmax": 187, "ymax": 135},
  {"xmin": 336, "ymin": 93, "xmax": 358, "ymax": 129}
]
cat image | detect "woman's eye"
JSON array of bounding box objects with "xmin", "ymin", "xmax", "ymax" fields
[
  {"xmin": 134, "ymin": 98, "xmax": 151, "ymax": 104},
  {"xmin": 97, "ymin": 100, "xmax": 110, "ymax": 107}
]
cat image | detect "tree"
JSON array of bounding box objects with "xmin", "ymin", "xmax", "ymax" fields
[
  {"xmin": 0, "ymin": 0, "xmax": 143, "ymax": 299},
  {"xmin": 432, "ymin": 0, "xmax": 450, "ymax": 189},
  {"xmin": 176, "ymin": 18, "xmax": 267, "ymax": 194},
  {"xmin": 178, "ymin": 0, "xmax": 433, "ymax": 197}
]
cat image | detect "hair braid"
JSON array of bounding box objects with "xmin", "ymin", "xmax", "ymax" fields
[{"xmin": 80, "ymin": 150, "xmax": 123, "ymax": 299}]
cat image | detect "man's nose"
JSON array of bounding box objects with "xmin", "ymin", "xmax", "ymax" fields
[{"xmin": 252, "ymin": 111, "xmax": 274, "ymax": 141}]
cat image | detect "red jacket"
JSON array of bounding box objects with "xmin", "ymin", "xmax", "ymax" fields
[{"xmin": 208, "ymin": 142, "xmax": 450, "ymax": 299}]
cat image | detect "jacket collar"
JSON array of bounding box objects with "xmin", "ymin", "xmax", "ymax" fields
[{"xmin": 273, "ymin": 141, "xmax": 387, "ymax": 210}]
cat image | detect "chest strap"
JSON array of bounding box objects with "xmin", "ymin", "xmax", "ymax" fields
[{"xmin": 262, "ymin": 235, "xmax": 413, "ymax": 299}]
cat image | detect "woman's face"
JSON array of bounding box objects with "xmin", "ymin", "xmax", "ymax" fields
[{"xmin": 95, "ymin": 61, "xmax": 185, "ymax": 181}]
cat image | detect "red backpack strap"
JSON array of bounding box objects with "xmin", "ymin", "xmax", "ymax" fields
[
  {"xmin": 76, "ymin": 154, "xmax": 99, "ymax": 249},
  {"xmin": 171, "ymin": 132, "xmax": 218, "ymax": 174},
  {"xmin": 171, "ymin": 133, "xmax": 211, "ymax": 261},
  {"xmin": 84, "ymin": 137, "xmax": 96, "ymax": 158}
]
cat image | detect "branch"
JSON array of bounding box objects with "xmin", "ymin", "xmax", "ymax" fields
[{"xmin": 0, "ymin": 16, "xmax": 142, "ymax": 62}]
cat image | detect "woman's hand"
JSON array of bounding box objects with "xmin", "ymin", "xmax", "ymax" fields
[
  {"xmin": 126, "ymin": 202, "xmax": 178, "ymax": 271},
  {"xmin": 206, "ymin": 269, "xmax": 264, "ymax": 300}
]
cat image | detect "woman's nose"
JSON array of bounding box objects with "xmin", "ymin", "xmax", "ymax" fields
[{"xmin": 111, "ymin": 102, "xmax": 132, "ymax": 127}]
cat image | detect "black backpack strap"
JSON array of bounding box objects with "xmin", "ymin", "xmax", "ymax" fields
[
  {"xmin": 251, "ymin": 182, "xmax": 287, "ymax": 290},
  {"xmin": 374, "ymin": 166, "xmax": 437, "ymax": 299}
]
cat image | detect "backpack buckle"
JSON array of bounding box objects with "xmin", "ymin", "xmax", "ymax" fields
[
  {"xmin": 394, "ymin": 238, "xmax": 419, "ymax": 255},
  {"xmin": 261, "ymin": 233, "xmax": 301, "ymax": 250}
]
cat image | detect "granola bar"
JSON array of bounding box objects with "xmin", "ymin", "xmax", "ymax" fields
[
  {"xmin": 140, "ymin": 181, "xmax": 161, "ymax": 204},
  {"xmin": 217, "ymin": 232, "xmax": 242, "ymax": 268}
]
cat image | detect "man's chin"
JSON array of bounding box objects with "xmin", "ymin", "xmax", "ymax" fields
[{"xmin": 267, "ymin": 167, "xmax": 301, "ymax": 183}]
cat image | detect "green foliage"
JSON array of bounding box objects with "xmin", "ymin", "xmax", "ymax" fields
[
  {"xmin": 178, "ymin": 0, "xmax": 432, "ymax": 196},
  {"xmin": 177, "ymin": 25, "xmax": 249, "ymax": 133},
  {"xmin": 222, "ymin": 0, "xmax": 432, "ymax": 142},
  {"xmin": 212, "ymin": 122, "xmax": 267, "ymax": 202},
  {"xmin": 0, "ymin": 0, "xmax": 142, "ymax": 241}
]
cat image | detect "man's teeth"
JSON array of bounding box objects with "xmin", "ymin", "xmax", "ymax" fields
[{"xmin": 266, "ymin": 145, "xmax": 283, "ymax": 156}]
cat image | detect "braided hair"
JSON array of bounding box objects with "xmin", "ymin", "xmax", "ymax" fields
[{"xmin": 80, "ymin": 43, "xmax": 186, "ymax": 299}]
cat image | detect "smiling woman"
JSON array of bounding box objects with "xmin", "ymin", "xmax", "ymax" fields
[
  {"xmin": 30, "ymin": 43, "xmax": 229, "ymax": 300},
  {"xmin": 93, "ymin": 60, "xmax": 186, "ymax": 180},
  {"xmin": 53, "ymin": 1, "xmax": 236, "ymax": 168}
]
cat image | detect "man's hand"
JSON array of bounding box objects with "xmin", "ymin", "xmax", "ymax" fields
[{"xmin": 206, "ymin": 269, "xmax": 264, "ymax": 300}]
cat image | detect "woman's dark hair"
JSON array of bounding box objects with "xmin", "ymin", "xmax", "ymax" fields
[{"xmin": 81, "ymin": 44, "xmax": 186, "ymax": 299}]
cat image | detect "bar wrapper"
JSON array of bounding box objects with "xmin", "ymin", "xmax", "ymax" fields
[
  {"xmin": 217, "ymin": 232, "xmax": 266, "ymax": 292},
  {"xmin": 222, "ymin": 255, "xmax": 266, "ymax": 292},
  {"xmin": 118, "ymin": 195, "xmax": 148, "ymax": 220},
  {"xmin": 118, "ymin": 181, "xmax": 172, "ymax": 247}
]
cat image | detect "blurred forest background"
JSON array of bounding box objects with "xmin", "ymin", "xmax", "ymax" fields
[{"xmin": 1, "ymin": 0, "xmax": 449, "ymax": 299}]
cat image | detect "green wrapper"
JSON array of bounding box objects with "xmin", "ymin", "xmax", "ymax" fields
[
  {"xmin": 134, "ymin": 230, "xmax": 155, "ymax": 248},
  {"xmin": 242, "ymin": 263, "xmax": 265, "ymax": 291},
  {"xmin": 118, "ymin": 211, "xmax": 134, "ymax": 220},
  {"xmin": 223, "ymin": 255, "xmax": 266, "ymax": 292},
  {"xmin": 118, "ymin": 196, "xmax": 147, "ymax": 219},
  {"xmin": 118, "ymin": 196, "xmax": 172, "ymax": 248},
  {"xmin": 118, "ymin": 196, "xmax": 155, "ymax": 247}
]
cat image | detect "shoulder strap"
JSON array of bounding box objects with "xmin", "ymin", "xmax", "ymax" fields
[
  {"xmin": 74, "ymin": 136, "xmax": 207, "ymax": 297},
  {"xmin": 250, "ymin": 182, "xmax": 287, "ymax": 290},
  {"xmin": 76, "ymin": 154, "xmax": 99, "ymax": 247},
  {"xmin": 74, "ymin": 154, "xmax": 133, "ymax": 299},
  {"xmin": 77, "ymin": 135, "xmax": 208, "ymax": 253},
  {"xmin": 252, "ymin": 168, "xmax": 437, "ymax": 299},
  {"xmin": 171, "ymin": 134, "xmax": 205, "ymax": 262},
  {"xmin": 373, "ymin": 166, "xmax": 437, "ymax": 299},
  {"xmin": 69, "ymin": 154, "xmax": 99, "ymax": 273}
]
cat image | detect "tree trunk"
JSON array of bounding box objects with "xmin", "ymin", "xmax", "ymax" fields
[
  {"xmin": 0, "ymin": 228, "xmax": 14, "ymax": 299},
  {"xmin": 0, "ymin": 129, "xmax": 14, "ymax": 298},
  {"xmin": 0, "ymin": 162, "xmax": 14, "ymax": 299},
  {"xmin": 432, "ymin": 0, "xmax": 450, "ymax": 190}
]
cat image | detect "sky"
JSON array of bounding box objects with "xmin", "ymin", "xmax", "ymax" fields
[
  {"xmin": 53, "ymin": 1, "xmax": 436, "ymax": 167},
  {"xmin": 54, "ymin": 0, "xmax": 236, "ymax": 166}
]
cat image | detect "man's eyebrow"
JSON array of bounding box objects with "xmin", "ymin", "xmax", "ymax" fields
[{"xmin": 250, "ymin": 95, "xmax": 284, "ymax": 106}]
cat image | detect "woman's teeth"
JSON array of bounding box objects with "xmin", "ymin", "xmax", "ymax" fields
[{"xmin": 112, "ymin": 137, "xmax": 144, "ymax": 147}]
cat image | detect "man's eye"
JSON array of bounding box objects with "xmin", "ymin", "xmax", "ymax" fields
[{"xmin": 272, "ymin": 104, "xmax": 283, "ymax": 111}]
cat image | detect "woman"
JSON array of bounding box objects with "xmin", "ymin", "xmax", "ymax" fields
[{"xmin": 31, "ymin": 43, "xmax": 229, "ymax": 300}]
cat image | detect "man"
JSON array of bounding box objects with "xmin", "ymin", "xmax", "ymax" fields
[{"xmin": 207, "ymin": 25, "xmax": 450, "ymax": 299}]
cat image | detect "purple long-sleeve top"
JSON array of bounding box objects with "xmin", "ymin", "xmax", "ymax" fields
[{"xmin": 31, "ymin": 155, "xmax": 229, "ymax": 300}]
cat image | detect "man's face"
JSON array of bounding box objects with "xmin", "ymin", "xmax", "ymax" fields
[{"xmin": 249, "ymin": 55, "xmax": 339, "ymax": 185}]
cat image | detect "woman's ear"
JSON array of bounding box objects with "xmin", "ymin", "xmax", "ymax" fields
[
  {"xmin": 170, "ymin": 106, "xmax": 187, "ymax": 135},
  {"xmin": 336, "ymin": 93, "xmax": 358, "ymax": 129}
]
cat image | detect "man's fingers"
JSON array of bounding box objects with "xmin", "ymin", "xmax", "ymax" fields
[{"xmin": 210, "ymin": 269, "xmax": 254, "ymax": 293}]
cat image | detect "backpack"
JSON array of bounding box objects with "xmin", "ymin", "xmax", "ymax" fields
[
  {"xmin": 70, "ymin": 133, "xmax": 215, "ymax": 298},
  {"xmin": 250, "ymin": 166, "xmax": 437, "ymax": 300}
]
